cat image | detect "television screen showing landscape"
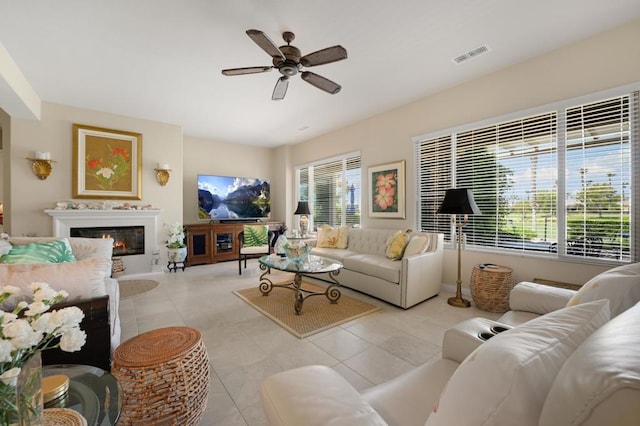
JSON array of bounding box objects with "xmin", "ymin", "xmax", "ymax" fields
[{"xmin": 198, "ymin": 174, "xmax": 270, "ymax": 220}]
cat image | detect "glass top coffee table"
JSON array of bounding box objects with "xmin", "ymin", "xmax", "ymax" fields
[
  {"xmin": 258, "ymin": 254, "xmax": 343, "ymax": 315},
  {"xmin": 43, "ymin": 364, "xmax": 122, "ymax": 425}
]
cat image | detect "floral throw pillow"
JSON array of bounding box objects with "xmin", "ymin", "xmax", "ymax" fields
[
  {"xmin": 385, "ymin": 230, "xmax": 411, "ymax": 260},
  {"xmin": 317, "ymin": 225, "xmax": 348, "ymax": 249}
]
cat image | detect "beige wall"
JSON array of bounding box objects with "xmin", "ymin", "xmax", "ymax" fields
[
  {"xmin": 182, "ymin": 136, "xmax": 275, "ymax": 225},
  {"xmin": 6, "ymin": 102, "xmax": 183, "ymax": 257},
  {"xmin": 289, "ymin": 18, "xmax": 640, "ymax": 287}
]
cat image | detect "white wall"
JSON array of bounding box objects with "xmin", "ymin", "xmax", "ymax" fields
[
  {"xmin": 289, "ymin": 18, "xmax": 640, "ymax": 287},
  {"xmin": 6, "ymin": 102, "xmax": 184, "ymax": 263}
]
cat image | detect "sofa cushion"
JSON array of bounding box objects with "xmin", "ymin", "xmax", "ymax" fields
[
  {"xmin": 342, "ymin": 254, "xmax": 400, "ymax": 284},
  {"xmin": 385, "ymin": 230, "xmax": 410, "ymax": 260},
  {"xmin": 0, "ymin": 258, "xmax": 110, "ymax": 310},
  {"xmin": 426, "ymin": 299, "xmax": 611, "ymax": 426},
  {"xmin": 0, "ymin": 239, "xmax": 76, "ymax": 264},
  {"xmin": 566, "ymin": 262, "xmax": 640, "ymax": 317},
  {"xmin": 539, "ymin": 302, "xmax": 640, "ymax": 426},
  {"xmin": 317, "ymin": 225, "xmax": 349, "ymax": 249},
  {"xmin": 403, "ymin": 234, "xmax": 430, "ymax": 257},
  {"xmin": 310, "ymin": 247, "xmax": 359, "ymax": 263}
]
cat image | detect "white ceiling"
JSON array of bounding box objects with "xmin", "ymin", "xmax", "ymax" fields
[{"xmin": 1, "ymin": 0, "xmax": 640, "ymax": 147}]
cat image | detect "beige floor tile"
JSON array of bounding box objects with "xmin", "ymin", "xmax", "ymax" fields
[{"xmin": 118, "ymin": 260, "xmax": 502, "ymax": 425}]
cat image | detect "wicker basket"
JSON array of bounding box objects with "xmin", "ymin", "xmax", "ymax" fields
[
  {"xmin": 111, "ymin": 326, "xmax": 210, "ymax": 426},
  {"xmin": 43, "ymin": 408, "xmax": 88, "ymax": 426},
  {"xmin": 470, "ymin": 265, "xmax": 514, "ymax": 313}
]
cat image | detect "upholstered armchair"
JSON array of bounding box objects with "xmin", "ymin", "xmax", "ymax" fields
[{"xmin": 238, "ymin": 224, "xmax": 274, "ymax": 275}]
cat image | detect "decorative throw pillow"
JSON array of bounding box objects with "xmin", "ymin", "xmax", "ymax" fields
[
  {"xmin": 0, "ymin": 258, "xmax": 110, "ymax": 310},
  {"xmin": 566, "ymin": 262, "xmax": 640, "ymax": 317},
  {"xmin": 0, "ymin": 239, "xmax": 76, "ymax": 264},
  {"xmin": 0, "ymin": 240, "xmax": 11, "ymax": 257},
  {"xmin": 426, "ymin": 299, "xmax": 611, "ymax": 426},
  {"xmin": 317, "ymin": 225, "xmax": 348, "ymax": 249},
  {"xmin": 385, "ymin": 230, "xmax": 411, "ymax": 260},
  {"xmin": 243, "ymin": 225, "xmax": 269, "ymax": 247},
  {"xmin": 403, "ymin": 235, "xmax": 430, "ymax": 257}
]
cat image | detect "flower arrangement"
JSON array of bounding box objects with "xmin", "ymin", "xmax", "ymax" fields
[
  {"xmin": 165, "ymin": 222, "xmax": 186, "ymax": 248},
  {"xmin": 85, "ymin": 144, "xmax": 131, "ymax": 190},
  {"xmin": 374, "ymin": 171, "xmax": 397, "ymax": 210},
  {"xmin": 0, "ymin": 283, "xmax": 86, "ymax": 422}
]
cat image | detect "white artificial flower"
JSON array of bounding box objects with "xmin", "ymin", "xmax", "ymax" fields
[
  {"xmin": 24, "ymin": 301, "xmax": 49, "ymax": 317},
  {"xmin": 31, "ymin": 312, "xmax": 58, "ymax": 335},
  {"xmin": 52, "ymin": 307, "xmax": 84, "ymax": 333},
  {"xmin": 3, "ymin": 319, "xmax": 42, "ymax": 349},
  {"xmin": 1, "ymin": 312, "xmax": 18, "ymax": 324},
  {"xmin": 30, "ymin": 282, "xmax": 57, "ymax": 302},
  {"xmin": 59, "ymin": 328, "xmax": 86, "ymax": 352},
  {"xmin": 0, "ymin": 233, "xmax": 9, "ymax": 241},
  {"xmin": 57, "ymin": 290, "xmax": 69, "ymax": 300},
  {"xmin": 0, "ymin": 285, "xmax": 20, "ymax": 297},
  {"xmin": 0, "ymin": 340, "xmax": 13, "ymax": 363}
]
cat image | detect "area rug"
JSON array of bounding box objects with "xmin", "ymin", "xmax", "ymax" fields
[
  {"xmin": 234, "ymin": 281, "xmax": 381, "ymax": 338},
  {"xmin": 119, "ymin": 279, "xmax": 160, "ymax": 299}
]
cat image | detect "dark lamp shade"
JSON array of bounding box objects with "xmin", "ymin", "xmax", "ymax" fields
[
  {"xmin": 437, "ymin": 188, "xmax": 481, "ymax": 215},
  {"xmin": 294, "ymin": 201, "xmax": 311, "ymax": 215}
]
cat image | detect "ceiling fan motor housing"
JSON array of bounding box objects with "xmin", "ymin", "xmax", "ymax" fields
[{"xmin": 274, "ymin": 44, "xmax": 302, "ymax": 76}]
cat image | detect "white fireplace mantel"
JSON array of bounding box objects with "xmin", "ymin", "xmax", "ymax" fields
[{"xmin": 45, "ymin": 209, "xmax": 161, "ymax": 275}]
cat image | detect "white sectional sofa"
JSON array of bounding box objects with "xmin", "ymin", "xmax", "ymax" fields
[
  {"xmin": 1, "ymin": 236, "xmax": 121, "ymax": 353},
  {"xmin": 261, "ymin": 262, "xmax": 640, "ymax": 426},
  {"xmin": 310, "ymin": 228, "xmax": 444, "ymax": 309}
]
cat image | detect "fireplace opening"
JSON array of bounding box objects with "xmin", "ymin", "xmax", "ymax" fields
[{"xmin": 70, "ymin": 225, "xmax": 145, "ymax": 257}]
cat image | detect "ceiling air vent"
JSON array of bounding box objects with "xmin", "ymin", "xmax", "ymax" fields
[{"xmin": 453, "ymin": 45, "xmax": 490, "ymax": 64}]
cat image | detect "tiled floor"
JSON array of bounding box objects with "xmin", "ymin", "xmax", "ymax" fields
[{"xmin": 118, "ymin": 260, "xmax": 502, "ymax": 425}]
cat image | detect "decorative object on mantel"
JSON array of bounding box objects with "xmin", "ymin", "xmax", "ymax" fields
[
  {"xmin": 112, "ymin": 257, "xmax": 126, "ymax": 277},
  {"xmin": 154, "ymin": 163, "xmax": 171, "ymax": 186},
  {"xmin": 53, "ymin": 201, "xmax": 155, "ymax": 210},
  {"xmin": 437, "ymin": 188, "xmax": 482, "ymax": 308},
  {"xmin": 26, "ymin": 151, "xmax": 55, "ymax": 180},
  {"xmin": 72, "ymin": 123, "xmax": 142, "ymax": 200}
]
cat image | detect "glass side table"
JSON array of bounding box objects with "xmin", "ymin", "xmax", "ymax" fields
[{"xmin": 43, "ymin": 364, "xmax": 122, "ymax": 426}]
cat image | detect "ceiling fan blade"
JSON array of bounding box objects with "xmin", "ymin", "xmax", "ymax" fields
[
  {"xmin": 221, "ymin": 66, "xmax": 272, "ymax": 76},
  {"xmin": 301, "ymin": 71, "xmax": 341, "ymax": 95},
  {"xmin": 272, "ymin": 76, "xmax": 289, "ymax": 100},
  {"xmin": 246, "ymin": 29, "xmax": 286, "ymax": 61},
  {"xmin": 300, "ymin": 45, "xmax": 347, "ymax": 67}
]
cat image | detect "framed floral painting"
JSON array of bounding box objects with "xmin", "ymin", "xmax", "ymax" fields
[
  {"xmin": 368, "ymin": 160, "xmax": 405, "ymax": 218},
  {"xmin": 72, "ymin": 124, "xmax": 142, "ymax": 199}
]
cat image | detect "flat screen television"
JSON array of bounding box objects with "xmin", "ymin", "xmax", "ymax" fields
[{"xmin": 198, "ymin": 174, "xmax": 270, "ymax": 221}]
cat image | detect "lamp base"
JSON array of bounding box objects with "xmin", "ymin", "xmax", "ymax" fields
[{"xmin": 447, "ymin": 296, "xmax": 471, "ymax": 308}]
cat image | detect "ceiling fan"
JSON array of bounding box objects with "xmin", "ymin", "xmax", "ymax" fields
[{"xmin": 221, "ymin": 29, "xmax": 347, "ymax": 100}]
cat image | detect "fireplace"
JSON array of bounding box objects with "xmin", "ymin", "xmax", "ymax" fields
[
  {"xmin": 70, "ymin": 225, "xmax": 145, "ymax": 256},
  {"xmin": 45, "ymin": 208, "xmax": 160, "ymax": 275}
]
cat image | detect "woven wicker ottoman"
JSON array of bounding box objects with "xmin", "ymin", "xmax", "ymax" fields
[
  {"xmin": 470, "ymin": 265, "xmax": 514, "ymax": 313},
  {"xmin": 111, "ymin": 326, "xmax": 210, "ymax": 425}
]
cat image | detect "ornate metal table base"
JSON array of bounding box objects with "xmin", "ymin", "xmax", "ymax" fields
[{"xmin": 259, "ymin": 263, "xmax": 341, "ymax": 315}]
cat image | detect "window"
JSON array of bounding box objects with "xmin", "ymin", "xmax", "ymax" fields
[
  {"xmin": 416, "ymin": 89, "xmax": 639, "ymax": 263},
  {"xmin": 296, "ymin": 152, "xmax": 361, "ymax": 229}
]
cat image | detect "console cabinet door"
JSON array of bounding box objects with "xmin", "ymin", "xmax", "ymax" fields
[
  {"xmin": 213, "ymin": 224, "xmax": 239, "ymax": 262},
  {"xmin": 186, "ymin": 225, "xmax": 213, "ymax": 265}
]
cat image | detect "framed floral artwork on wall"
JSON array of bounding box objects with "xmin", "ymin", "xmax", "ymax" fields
[
  {"xmin": 368, "ymin": 160, "xmax": 405, "ymax": 218},
  {"xmin": 72, "ymin": 124, "xmax": 142, "ymax": 199}
]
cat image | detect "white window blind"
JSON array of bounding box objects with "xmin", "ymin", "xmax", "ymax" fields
[
  {"xmin": 416, "ymin": 89, "xmax": 639, "ymax": 264},
  {"xmin": 296, "ymin": 153, "xmax": 361, "ymax": 229}
]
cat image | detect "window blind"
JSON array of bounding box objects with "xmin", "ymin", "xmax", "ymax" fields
[{"xmin": 296, "ymin": 153, "xmax": 361, "ymax": 229}]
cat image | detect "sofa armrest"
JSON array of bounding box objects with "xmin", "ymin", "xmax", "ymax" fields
[
  {"xmin": 41, "ymin": 295, "xmax": 111, "ymax": 371},
  {"xmin": 400, "ymin": 234, "xmax": 444, "ymax": 308},
  {"xmin": 261, "ymin": 365, "xmax": 388, "ymax": 426},
  {"xmin": 509, "ymin": 281, "xmax": 576, "ymax": 315}
]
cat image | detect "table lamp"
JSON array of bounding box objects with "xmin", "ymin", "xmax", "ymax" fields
[
  {"xmin": 437, "ymin": 188, "xmax": 481, "ymax": 308},
  {"xmin": 294, "ymin": 201, "xmax": 311, "ymax": 236}
]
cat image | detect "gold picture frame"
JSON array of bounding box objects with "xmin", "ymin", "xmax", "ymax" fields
[
  {"xmin": 72, "ymin": 124, "xmax": 142, "ymax": 200},
  {"xmin": 368, "ymin": 160, "xmax": 406, "ymax": 218}
]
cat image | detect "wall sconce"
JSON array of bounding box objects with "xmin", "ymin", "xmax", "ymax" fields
[
  {"xmin": 26, "ymin": 152, "xmax": 55, "ymax": 180},
  {"xmin": 155, "ymin": 163, "xmax": 171, "ymax": 186}
]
